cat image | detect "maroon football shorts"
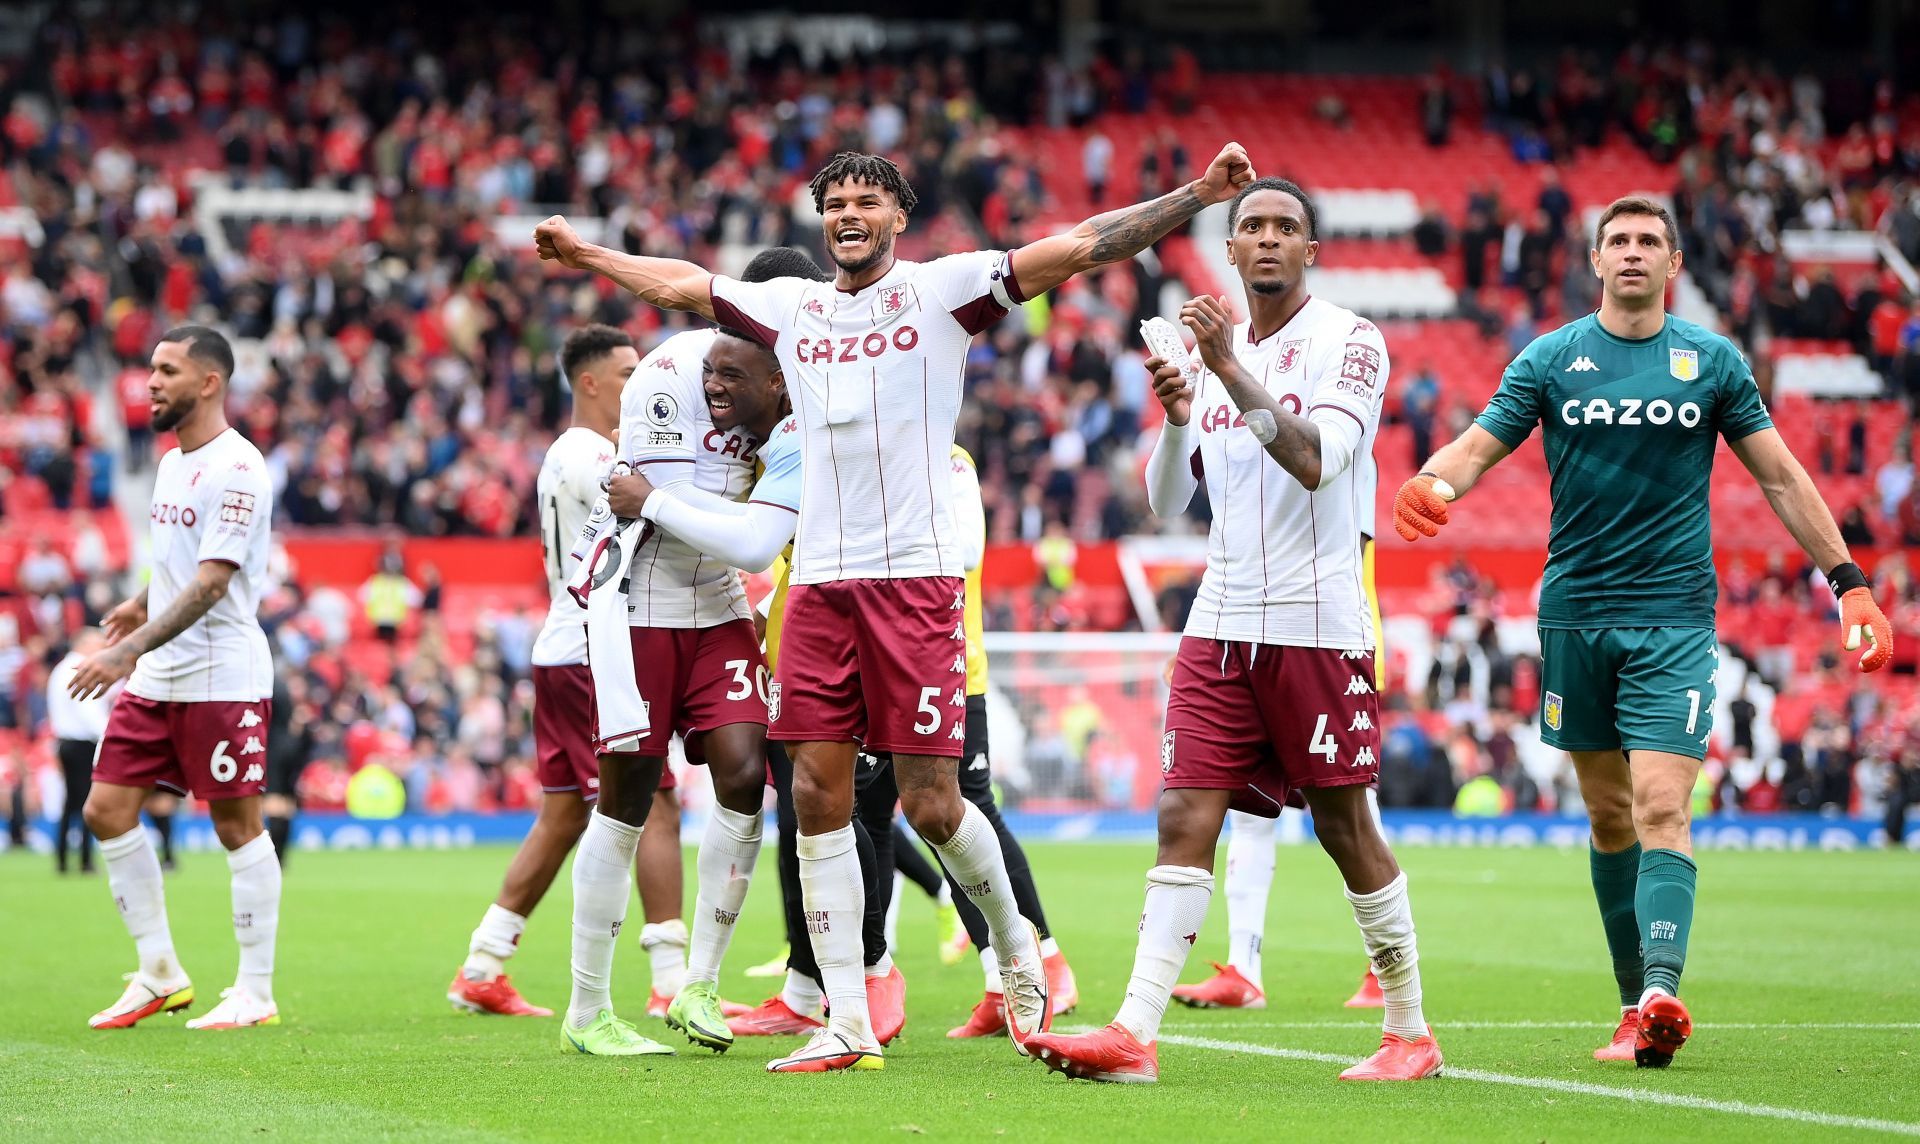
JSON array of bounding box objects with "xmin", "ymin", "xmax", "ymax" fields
[
  {"xmin": 770, "ymin": 576, "xmax": 966, "ymax": 758},
  {"xmin": 94, "ymin": 693, "xmax": 273, "ymax": 802},
  {"xmin": 1161, "ymin": 637, "xmax": 1380, "ymax": 817}
]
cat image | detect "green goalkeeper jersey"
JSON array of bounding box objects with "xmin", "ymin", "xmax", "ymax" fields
[{"xmin": 1473, "ymin": 313, "xmax": 1773, "ymax": 630}]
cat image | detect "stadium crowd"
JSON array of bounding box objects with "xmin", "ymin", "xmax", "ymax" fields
[{"xmin": 3, "ymin": 11, "xmax": 1919, "ymax": 841}]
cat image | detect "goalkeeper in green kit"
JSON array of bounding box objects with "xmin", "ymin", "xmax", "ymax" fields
[{"xmin": 1394, "ymin": 196, "xmax": 1893, "ymax": 1069}]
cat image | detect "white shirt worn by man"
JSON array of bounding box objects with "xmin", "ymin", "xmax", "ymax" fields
[
  {"xmin": 128, "ymin": 427, "xmax": 275, "ymax": 703},
  {"xmin": 47, "ymin": 654, "xmax": 111, "ymax": 740},
  {"xmin": 530, "ymin": 425, "xmax": 618, "ymax": 668},
  {"xmin": 1147, "ymin": 297, "xmax": 1389, "ymax": 650},
  {"xmin": 709, "ymin": 252, "xmax": 1025, "ymax": 586},
  {"xmin": 611, "ymin": 327, "xmax": 758, "ymax": 628}
]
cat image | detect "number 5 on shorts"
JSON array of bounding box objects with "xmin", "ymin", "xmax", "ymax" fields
[
  {"xmin": 914, "ymin": 687, "xmax": 942, "ymax": 735},
  {"xmin": 210, "ymin": 739, "xmax": 237, "ymax": 782}
]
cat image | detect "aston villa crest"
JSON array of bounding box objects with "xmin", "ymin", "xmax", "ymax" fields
[
  {"xmin": 1669, "ymin": 349, "xmax": 1699, "ymax": 382},
  {"xmin": 882, "ymin": 285, "xmax": 907, "ymax": 315},
  {"xmin": 1543, "ymin": 691, "xmax": 1563, "ymax": 731}
]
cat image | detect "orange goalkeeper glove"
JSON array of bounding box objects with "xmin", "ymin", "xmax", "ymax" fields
[
  {"xmin": 1829, "ymin": 562, "xmax": 1892, "ymax": 673},
  {"xmin": 1393, "ymin": 473, "xmax": 1455, "ymax": 541}
]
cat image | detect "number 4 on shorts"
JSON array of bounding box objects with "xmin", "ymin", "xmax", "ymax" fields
[{"xmin": 1308, "ymin": 715, "xmax": 1338, "ymax": 765}]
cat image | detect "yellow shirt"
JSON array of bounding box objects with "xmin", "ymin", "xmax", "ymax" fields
[
  {"xmin": 762, "ymin": 445, "xmax": 987, "ymax": 699},
  {"xmin": 953, "ymin": 446, "xmax": 988, "ymax": 696}
]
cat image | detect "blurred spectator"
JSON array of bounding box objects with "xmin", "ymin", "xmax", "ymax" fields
[{"xmin": 358, "ymin": 542, "xmax": 420, "ymax": 643}]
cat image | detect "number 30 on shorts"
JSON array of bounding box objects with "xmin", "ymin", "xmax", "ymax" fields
[{"xmin": 724, "ymin": 659, "xmax": 772, "ymax": 705}]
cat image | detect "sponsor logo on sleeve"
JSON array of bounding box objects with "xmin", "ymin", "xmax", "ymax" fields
[
  {"xmin": 1339, "ymin": 344, "xmax": 1381, "ymax": 392},
  {"xmin": 219, "ymin": 491, "xmax": 255, "ymax": 528}
]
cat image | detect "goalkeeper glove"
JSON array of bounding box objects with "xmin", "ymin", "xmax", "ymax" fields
[
  {"xmin": 1392, "ymin": 473, "xmax": 1455, "ymax": 541},
  {"xmin": 1829, "ymin": 561, "xmax": 1892, "ymax": 672}
]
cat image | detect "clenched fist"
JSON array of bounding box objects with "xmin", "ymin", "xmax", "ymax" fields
[
  {"xmin": 534, "ymin": 215, "xmax": 588, "ymax": 268},
  {"xmin": 1194, "ymin": 142, "xmax": 1256, "ymax": 206}
]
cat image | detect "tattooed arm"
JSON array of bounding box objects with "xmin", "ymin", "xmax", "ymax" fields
[
  {"xmin": 68, "ymin": 561, "xmax": 237, "ymax": 700},
  {"xmin": 1009, "ymin": 142, "xmax": 1255, "ymax": 297}
]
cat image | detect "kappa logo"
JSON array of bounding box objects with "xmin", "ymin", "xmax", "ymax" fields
[
  {"xmin": 1544, "ymin": 691, "xmax": 1563, "ymax": 731},
  {"xmin": 1353, "ymin": 746, "xmax": 1377, "ymax": 768},
  {"xmin": 1344, "ymin": 674, "xmax": 1373, "ymax": 696},
  {"xmin": 237, "ymin": 709, "xmax": 263, "ymax": 728},
  {"xmin": 948, "ymin": 722, "xmax": 965, "ymax": 739},
  {"xmin": 242, "ymin": 763, "xmax": 263, "ymax": 783},
  {"xmin": 1339, "ymin": 648, "xmax": 1368, "ymax": 660},
  {"xmin": 881, "ymin": 284, "xmax": 907, "ymax": 315},
  {"xmin": 804, "ymin": 298, "xmax": 825, "ymax": 316},
  {"xmin": 967, "ymin": 752, "xmax": 988, "ymax": 772},
  {"xmin": 651, "ymin": 356, "xmax": 676, "ymax": 372},
  {"xmin": 1161, "ymin": 730, "xmax": 1176, "ymax": 774},
  {"xmin": 951, "ymin": 653, "xmax": 966, "ymax": 673},
  {"xmin": 1277, "ymin": 339, "xmax": 1305, "ymax": 372},
  {"xmin": 1349, "ymin": 710, "xmax": 1374, "ymax": 732},
  {"xmin": 239, "ymin": 736, "xmax": 265, "ymax": 755},
  {"xmin": 951, "ymin": 621, "xmax": 965, "ymax": 640},
  {"xmin": 1565, "ymin": 356, "xmax": 1600, "ymax": 372},
  {"xmin": 951, "ymin": 591, "xmax": 965, "ymax": 610}
]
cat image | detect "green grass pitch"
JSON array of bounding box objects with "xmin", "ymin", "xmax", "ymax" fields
[{"xmin": 4, "ymin": 841, "xmax": 1917, "ymax": 1142}]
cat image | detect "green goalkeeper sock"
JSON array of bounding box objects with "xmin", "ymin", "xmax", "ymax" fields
[
  {"xmin": 1589, "ymin": 841, "xmax": 1644, "ymax": 1007},
  {"xmin": 1635, "ymin": 848, "xmax": 1697, "ymax": 998}
]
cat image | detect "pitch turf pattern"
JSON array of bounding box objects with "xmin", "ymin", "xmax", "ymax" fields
[{"xmin": 5, "ymin": 844, "xmax": 1917, "ymax": 1142}]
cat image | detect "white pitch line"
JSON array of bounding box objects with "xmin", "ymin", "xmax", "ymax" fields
[
  {"xmin": 1161, "ymin": 1020, "xmax": 1920, "ymax": 1031},
  {"xmin": 1157, "ymin": 1032, "xmax": 1920, "ymax": 1137}
]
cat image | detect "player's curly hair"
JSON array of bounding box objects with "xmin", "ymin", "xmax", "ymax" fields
[
  {"xmin": 809, "ymin": 152, "xmax": 919, "ymax": 217},
  {"xmin": 1227, "ymin": 176, "xmax": 1318, "ymax": 239},
  {"xmin": 560, "ymin": 323, "xmax": 635, "ymax": 381}
]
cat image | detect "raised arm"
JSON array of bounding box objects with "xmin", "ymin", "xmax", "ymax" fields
[
  {"xmin": 535, "ymin": 216, "xmax": 716, "ymax": 320},
  {"xmin": 1008, "ymin": 143, "xmax": 1254, "ymax": 298},
  {"xmin": 69, "ymin": 561, "xmax": 237, "ymax": 700},
  {"xmin": 1392, "ymin": 426, "xmax": 1515, "ymax": 541}
]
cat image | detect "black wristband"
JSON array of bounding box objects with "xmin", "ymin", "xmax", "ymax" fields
[{"xmin": 1827, "ymin": 561, "xmax": 1869, "ymax": 596}]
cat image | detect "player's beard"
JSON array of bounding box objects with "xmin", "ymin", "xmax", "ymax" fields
[
  {"xmin": 1248, "ymin": 278, "xmax": 1289, "ymax": 295},
  {"xmin": 151, "ymin": 392, "xmax": 197, "ymax": 432},
  {"xmin": 829, "ymin": 227, "xmax": 894, "ymax": 277}
]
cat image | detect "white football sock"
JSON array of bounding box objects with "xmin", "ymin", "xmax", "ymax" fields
[
  {"xmin": 1114, "ymin": 865, "xmax": 1213, "ymax": 1045},
  {"xmin": 464, "ymin": 903, "xmax": 528, "ymax": 979},
  {"xmin": 865, "ymin": 949, "xmax": 893, "ymax": 979},
  {"xmin": 781, "ymin": 969, "xmax": 823, "ymax": 1017},
  {"xmin": 1347, "ymin": 871, "xmax": 1427, "ymax": 1039},
  {"xmin": 100, "ymin": 826, "xmax": 182, "ymax": 983},
  {"xmin": 1224, "ymin": 810, "xmax": 1276, "ymax": 986},
  {"xmin": 935, "ymin": 880, "xmax": 953, "ymax": 907},
  {"xmin": 568, "ymin": 813, "xmax": 641, "ymax": 1030},
  {"xmin": 639, "ymin": 920, "xmax": 687, "ymax": 998},
  {"xmin": 686, "ymin": 805, "xmax": 761, "ymax": 986},
  {"xmin": 978, "ymin": 946, "xmax": 1003, "ymax": 994},
  {"xmin": 930, "ymin": 804, "xmax": 1033, "ymax": 970},
  {"xmin": 883, "ymin": 870, "xmax": 905, "ymax": 955},
  {"xmin": 1039, "ymin": 936, "xmax": 1060, "ymax": 959},
  {"xmin": 227, "ymin": 832, "xmax": 281, "ymax": 1004},
  {"xmin": 797, "ymin": 826, "xmax": 869, "ymax": 1042}
]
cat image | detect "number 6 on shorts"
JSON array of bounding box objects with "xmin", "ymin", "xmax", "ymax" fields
[{"xmin": 210, "ymin": 739, "xmax": 237, "ymax": 782}]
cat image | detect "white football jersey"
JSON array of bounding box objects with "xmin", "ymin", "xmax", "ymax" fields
[
  {"xmin": 710, "ymin": 252, "xmax": 1023, "ymax": 585},
  {"xmin": 531, "ymin": 426, "xmax": 617, "ymax": 667},
  {"xmin": 1180, "ymin": 297, "xmax": 1388, "ymax": 649},
  {"xmin": 619, "ymin": 328, "xmax": 756, "ymax": 628},
  {"xmin": 128, "ymin": 428, "xmax": 274, "ymax": 702}
]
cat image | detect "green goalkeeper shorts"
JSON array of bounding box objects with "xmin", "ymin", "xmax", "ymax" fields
[{"xmin": 1538, "ymin": 627, "xmax": 1718, "ymax": 760}]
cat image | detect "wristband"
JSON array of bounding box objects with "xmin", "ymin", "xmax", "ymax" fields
[
  {"xmin": 1244, "ymin": 408, "xmax": 1279, "ymax": 445},
  {"xmin": 1826, "ymin": 561, "xmax": 1869, "ymax": 596}
]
